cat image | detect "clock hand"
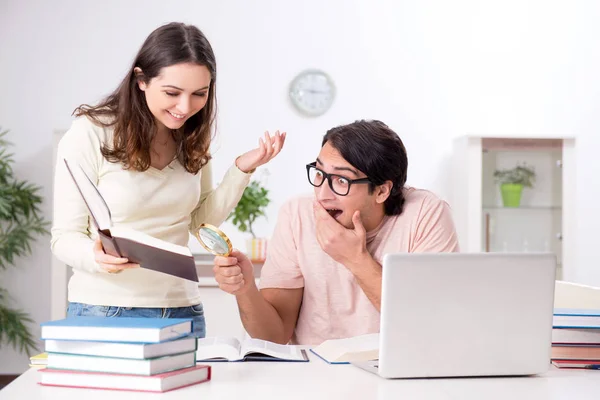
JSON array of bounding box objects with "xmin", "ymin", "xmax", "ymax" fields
[{"xmin": 303, "ymin": 89, "xmax": 328, "ymax": 94}]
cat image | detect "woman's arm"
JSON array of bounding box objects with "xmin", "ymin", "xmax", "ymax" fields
[
  {"xmin": 50, "ymin": 118, "xmax": 104, "ymax": 273},
  {"xmin": 189, "ymin": 130, "xmax": 286, "ymax": 231},
  {"xmin": 188, "ymin": 161, "xmax": 252, "ymax": 230}
]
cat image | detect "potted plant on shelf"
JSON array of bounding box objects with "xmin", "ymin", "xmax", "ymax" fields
[
  {"xmin": 0, "ymin": 127, "xmax": 49, "ymax": 356},
  {"xmin": 493, "ymin": 163, "xmax": 536, "ymax": 207},
  {"xmin": 227, "ymin": 177, "xmax": 271, "ymax": 262}
]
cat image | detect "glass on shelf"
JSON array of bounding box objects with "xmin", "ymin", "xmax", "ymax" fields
[{"xmin": 481, "ymin": 210, "xmax": 561, "ymax": 252}]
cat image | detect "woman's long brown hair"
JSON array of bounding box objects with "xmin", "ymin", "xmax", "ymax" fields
[{"xmin": 73, "ymin": 22, "xmax": 216, "ymax": 174}]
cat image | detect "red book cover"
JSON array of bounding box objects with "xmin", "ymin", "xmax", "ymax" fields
[
  {"xmin": 38, "ymin": 364, "xmax": 211, "ymax": 393},
  {"xmin": 552, "ymin": 359, "xmax": 600, "ymax": 369}
]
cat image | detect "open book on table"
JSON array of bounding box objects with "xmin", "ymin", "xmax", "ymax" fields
[
  {"xmin": 63, "ymin": 159, "xmax": 198, "ymax": 282},
  {"xmin": 310, "ymin": 333, "xmax": 379, "ymax": 364},
  {"xmin": 196, "ymin": 337, "xmax": 308, "ymax": 362}
]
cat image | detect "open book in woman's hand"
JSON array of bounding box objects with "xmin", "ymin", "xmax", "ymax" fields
[
  {"xmin": 63, "ymin": 159, "xmax": 198, "ymax": 282},
  {"xmin": 195, "ymin": 337, "xmax": 308, "ymax": 362}
]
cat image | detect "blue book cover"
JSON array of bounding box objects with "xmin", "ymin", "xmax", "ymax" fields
[
  {"xmin": 309, "ymin": 348, "xmax": 350, "ymax": 364},
  {"xmin": 553, "ymin": 308, "xmax": 600, "ymax": 329},
  {"xmin": 41, "ymin": 317, "xmax": 193, "ymax": 343},
  {"xmin": 41, "ymin": 317, "xmax": 191, "ymax": 329},
  {"xmin": 553, "ymin": 308, "xmax": 600, "ymax": 316}
]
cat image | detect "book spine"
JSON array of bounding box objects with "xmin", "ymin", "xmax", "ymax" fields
[{"xmin": 99, "ymin": 232, "xmax": 122, "ymax": 258}]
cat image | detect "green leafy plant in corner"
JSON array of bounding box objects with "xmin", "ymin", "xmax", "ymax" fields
[
  {"xmin": 0, "ymin": 127, "xmax": 49, "ymax": 356},
  {"xmin": 493, "ymin": 163, "xmax": 536, "ymax": 188},
  {"xmin": 227, "ymin": 180, "xmax": 270, "ymax": 238}
]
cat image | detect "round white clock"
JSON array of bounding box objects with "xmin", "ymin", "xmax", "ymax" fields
[{"xmin": 289, "ymin": 69, "xmax": 336, "ymax": 117}]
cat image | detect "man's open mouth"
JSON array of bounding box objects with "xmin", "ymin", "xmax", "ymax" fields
[{"xmin": 326, "ymin": 209, "xmax": 342, "ymax": 219}]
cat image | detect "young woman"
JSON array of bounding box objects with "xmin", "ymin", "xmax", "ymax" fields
[{"xmin": 51, "ymin": 22, "xmax": 285, "ymax": 337}]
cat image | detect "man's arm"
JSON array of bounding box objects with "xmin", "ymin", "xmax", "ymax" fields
[
  {"xmin": 313, "ymin": 204, "xmax": 383, "ymax": 310},
  {"xmin": 213, "ymin": 250, "xmax": 303, "ymax": 344},
  {"xmin": 344, "ymin": 254, "xmax": 382, "ymax": 312},
  {"xmin": 235, "ymin": 284, "xmax": 303, "ymax": 344}
]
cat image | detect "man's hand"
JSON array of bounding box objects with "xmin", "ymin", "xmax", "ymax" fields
[
  {"xmin": 313, "ymin": 201, "xmax": 368, "ymax": 267},
  {"xmin": 213, "ymin": 250, "xmax": 256, "ymax": 295}
]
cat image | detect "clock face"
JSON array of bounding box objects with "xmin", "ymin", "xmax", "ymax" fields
[{"xmin": 289, "ymin": 70, "xmax": 335, "ymax": 117}]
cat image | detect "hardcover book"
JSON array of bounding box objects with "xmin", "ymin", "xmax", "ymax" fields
[
  {"xmin": 195, "ymin": 337, "xmax": 308, "ymax": 362},
  {"xmin": 41, "ymin": 317, "xmax": 193, "ymax": 343},
  {"xmin": 39, "ymin": 365, "xmax": 211, "ymax": 392},
  {"xmin": 63, "ymin": 158, "xmax": 198, "ymax": 282}
]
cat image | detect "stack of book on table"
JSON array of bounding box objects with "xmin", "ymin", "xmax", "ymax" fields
[
  {"xmin": 551, "ymin": 308, "xmax": 600, "ymax": 370},
  {"xmin": 37, "ymin": 316, "xmax": 211, "ymax": 392}
]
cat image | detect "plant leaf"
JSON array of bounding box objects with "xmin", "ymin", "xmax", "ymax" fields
[
  {"xmin": 227, "ymin": 180, "xmax": 270, "ymax": 237},
  {"xmin": 0, "ymin": 289, "xmax": 37, "ymax": 356},
  {"xmin": 0, "ymin": 128, "xmax": 49, "ymax": 355}
]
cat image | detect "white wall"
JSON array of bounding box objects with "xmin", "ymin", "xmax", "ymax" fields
[{"xmin": 1, "ymin": 0, "xmax": 600, "ymax": 373}]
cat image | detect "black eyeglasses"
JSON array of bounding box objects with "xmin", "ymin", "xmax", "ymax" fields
[{"xmin": 306, "ymin": 162, "xmax": 372, "ymax": 196}]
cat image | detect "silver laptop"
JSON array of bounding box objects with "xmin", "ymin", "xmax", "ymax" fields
[{"xmin": 353, "ymin": 253, "xmax": 556, "ymax": 378}]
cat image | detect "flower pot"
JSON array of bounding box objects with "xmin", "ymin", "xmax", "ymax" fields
[
  {"xmin": 500, "ymin": 183, "xmax": 523, "ymax": 207},
  {"xmin": 246, "ymin": 237, "xmax": 267, "ymax": 262}
]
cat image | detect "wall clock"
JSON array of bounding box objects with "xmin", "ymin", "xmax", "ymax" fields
[{"xmin": 288, "ymin": 69, "xmax": 335, "ymax": 117}]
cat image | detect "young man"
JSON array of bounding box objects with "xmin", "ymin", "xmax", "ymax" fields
[{"xmin": 213, "ymin": 120, "xmax": 459, "ymax": 345}]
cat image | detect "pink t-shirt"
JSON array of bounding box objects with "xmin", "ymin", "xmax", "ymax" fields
[{"xmin": 258, "ymin": 187, "xmax": 460, "ymax": 345}]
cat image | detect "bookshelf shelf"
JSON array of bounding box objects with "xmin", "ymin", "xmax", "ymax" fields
[{"xmin": 482, "ymin": 206, "xmax": 562, "ymax": 210}]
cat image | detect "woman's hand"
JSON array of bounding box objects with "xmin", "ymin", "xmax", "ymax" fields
[
  {"xmin": 235, "ymin": 130, "xmax": 286, "ymax": 173},
  {"xmin": 94, "ymin": 238, "xmax": 140, "ymax": 274}
]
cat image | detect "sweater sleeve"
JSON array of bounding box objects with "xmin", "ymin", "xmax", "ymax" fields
[
  {"xmin": 189, "ymin": 161, "xmax": 252, "ymax": 232},
  {"xmin": 50, "ymin": 118, "xmax": 104, "ymax": 273}
]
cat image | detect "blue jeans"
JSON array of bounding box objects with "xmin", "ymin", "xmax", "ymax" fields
[{"xmin": 66, "ymin": 302, "xmax": 206, "ymax": 338}]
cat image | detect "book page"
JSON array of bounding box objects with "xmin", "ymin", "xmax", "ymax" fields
[
  {"xmin": 333, "ymin": 333, "xmax": 380, "ymax": 352},
  {"xmin": 64, "ymin": 159, "xmax": 112, "ymax": 230},
  {"xmin": 111, "ymin": 226, "xmax": 193, "ymax": 256},
  {"xmin": 196, "ymin": 337, "xmax": 242, "ymax": 361},
  {"xmin": 312, "ymin": 333, "xmax": 379, "ymax": 363},
  {"xmin": 241, "ymin": 338, "xmax": 305, "ymax": 361}
]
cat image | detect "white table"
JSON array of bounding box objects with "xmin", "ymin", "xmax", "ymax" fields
[{"xmin": 1, "ymin": 352, "xmax": 599, "ymax": 400}]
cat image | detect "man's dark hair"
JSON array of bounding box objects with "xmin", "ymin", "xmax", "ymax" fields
[{"xmin": 322, "ymin": 120, "xmax": 408, "ymax": 215}]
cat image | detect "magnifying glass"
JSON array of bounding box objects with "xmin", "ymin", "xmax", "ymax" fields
[{"xmin": 194, "ymin": 223, "xmax": 233, "ymax": 256}]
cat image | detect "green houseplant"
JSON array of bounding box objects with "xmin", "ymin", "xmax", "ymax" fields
[
  {"xmin": 493, "ymin": 163, "xmax": 536, "ymax": 207},
  {"xmin": 227, "ymin": 179, "xmax": 270, "ymax": 261},
  {"xmin": 0, "ymin": 128, "xmax": 49, "ymax": 356}
]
